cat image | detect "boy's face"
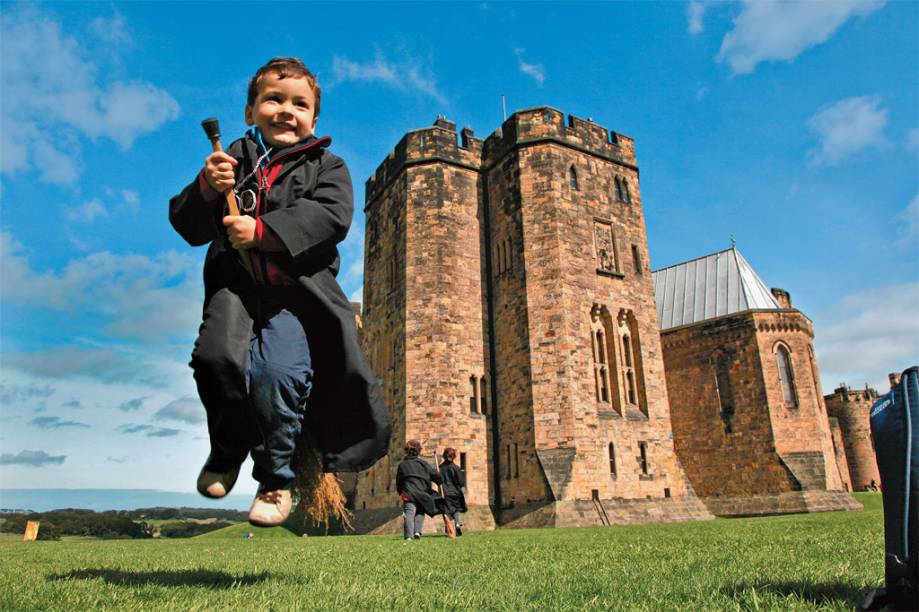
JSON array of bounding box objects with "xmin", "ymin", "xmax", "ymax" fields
[{"xmin": 245, "ymin": 72, "xmax": 318, "ymax": 147}]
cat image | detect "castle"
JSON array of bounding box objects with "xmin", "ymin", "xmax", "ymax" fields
[{"xmin": 347, "ymin": 108, "xmax": 871, "ymax": 533}]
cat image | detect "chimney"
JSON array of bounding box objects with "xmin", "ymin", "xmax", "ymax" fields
[{"xmin": 771, "ymin": 288, "xmax": 792, "ymax": 309}]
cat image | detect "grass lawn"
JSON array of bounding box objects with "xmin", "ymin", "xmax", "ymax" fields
[{"xmin": 0, "ymin": 493, "xmax": 885, "ymax": 610}]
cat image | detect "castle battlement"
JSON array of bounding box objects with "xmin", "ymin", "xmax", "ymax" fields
[
  {"xmin": 365, "ymin": 116, "xmax": 483, "ymax": 205},
  {"xmin": 825, "ymin": 385, "xmax": 879, "ymax": 408},
  {"xmin": 365, "ymin": 107, "xmax": 636, "ymax": 206},
  {"xmin": 481, "ymin": 107, "xmax": 636, "ymax": 169}
]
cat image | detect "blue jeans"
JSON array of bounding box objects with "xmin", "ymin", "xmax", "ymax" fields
[
  {"xmin": 403, "ymin": 502, "xmax": 425, "ymax": 540},
  {"xmin": 191, "ymin": 287, "xmax": 313, "ymax": 491}
]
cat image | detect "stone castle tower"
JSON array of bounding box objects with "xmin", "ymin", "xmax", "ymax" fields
[
  {"xmin": 825, "ymin": 385, "xmax": 881, "ymax": 491},
  {"xmin": 352, "ymin": 108, "xmax": 712, "ymax": 532},
  {"xmin": 653, "ymin": 249, "xmax": 859, "ymax": 516}
]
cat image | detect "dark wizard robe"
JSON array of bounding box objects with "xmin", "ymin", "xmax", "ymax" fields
[
  {"xmin": 439, "ymin": 461, "xmax": 467, "ymax": 513},
  {"xmin": 169, "ymin": 132, "xmax": 391, "ymax": 473},
  {"xmin": 396, "ymin": 456, "xmax": 444, "ymax": 517}
]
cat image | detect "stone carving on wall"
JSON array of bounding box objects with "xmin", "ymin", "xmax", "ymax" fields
[{"xmin": 594, "ymin": 220, "xmax": 618, "ymax": 274}]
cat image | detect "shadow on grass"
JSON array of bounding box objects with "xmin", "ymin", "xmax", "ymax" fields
[
  {"xmin": 723, "ymin": 580, "xmax": 865, "ymax": 608},
  {"xmin": 49, "ymin": 568, "xmax": 271, "ymax": 588}
]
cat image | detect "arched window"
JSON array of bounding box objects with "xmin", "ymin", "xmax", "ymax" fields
[
  {"xmin": 714, "ymin": 352, "xmax": 735, "ymax": 434},
  {"xmin": 775, "ymin": 344, "xmax": 798, "ymax": 407},
  {"xmin": 592, "ymin": 328, "xmax": 610, "ymax": 403},
  {"xmin": 569, "ymin": 165, "xmax": 579, "ymax": 191},
  {"xmin": 617, "ymin": 310, "xmax": 647, "ymax": 415},
  {"xmin": 608, "ymin": 442, "xmax": 617, "ymax": 477}
]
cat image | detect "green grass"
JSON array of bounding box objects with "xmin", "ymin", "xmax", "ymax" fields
[
  {"xmin": 0, "ymin": 493, "xmax": 886, "ymax": 610},
  {"xmin": 194, "ymin": 521, "xmax": 299, "ymax": 540}
]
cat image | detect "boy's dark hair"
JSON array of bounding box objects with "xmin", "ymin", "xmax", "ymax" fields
[
  {"xmin": 404, "ymin": 439, "xmax": 422, "ymax": 457},
  {"xmin": 442, "ymin": 447, "xmax": 457, "ymax": 462},
  {"xmin": 247, "ymin": 57, "xmax": 321, "ymax": 117}
]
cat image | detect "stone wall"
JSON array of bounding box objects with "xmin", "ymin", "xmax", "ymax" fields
[{"xmin": 825, "ymin": 386, "xmax": 881, "ymax": 491}]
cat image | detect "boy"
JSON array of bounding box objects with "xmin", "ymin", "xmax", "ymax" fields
[
  {"xmin": 396, "ymin": 440, "xmax": 443, "ymax": 540},
  {"xmin": 169, "ymin": 57, "xmax": 390, "ymax": 526}
]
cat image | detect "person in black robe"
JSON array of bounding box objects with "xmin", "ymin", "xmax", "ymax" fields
[
  {"xmin": 396, "ymin": 439, "xmax": 443, "ymax": 540},
  {"xmin": 439, "ymin": 447, "xmax": 467, "ymax": 536}
]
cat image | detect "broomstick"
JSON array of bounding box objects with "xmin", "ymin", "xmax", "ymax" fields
[
  {"xmin": 201, "ymin": 118, "xmax": 255, "ymax": 279},
  {"xmin": 432, "ymin": 453, "xmax": 456, "ymax": 539}
]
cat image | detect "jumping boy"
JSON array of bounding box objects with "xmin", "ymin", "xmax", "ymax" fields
[{"xmin": 169, "ymin": 57, "xmax": 390, "ymax": 526}]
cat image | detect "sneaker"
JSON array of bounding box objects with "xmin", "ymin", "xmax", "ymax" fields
[
  {"xmin": 196, "ymin": 458, "xmax": 241, "ymax": 499},
  {"xmin": 248, "ymin": 489, "xmax": 292, "ymax": 526},
  {"xmin": 413, "ymin": 532, "xmax": 421, "ymax": 540},
  {"xmin": 455, "ymin": 525, "xmax": 463, "ymax": 536}
]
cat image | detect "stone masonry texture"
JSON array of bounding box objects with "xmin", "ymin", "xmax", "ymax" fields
[{"xmin": 349, "ymin": 108, "xmax": 857, "ymax": 532}]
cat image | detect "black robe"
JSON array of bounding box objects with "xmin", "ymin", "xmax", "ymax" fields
[
  {"xmin": 396, "ymin": 456, "xmax": 443, "ymax": 516},
  {"xmin": 439, "ymin": 462, "xmax": 468, "ymax": 513},
  {"xmin": 169, "ymin": 132, "xmax": 391, "ymax": 473}
]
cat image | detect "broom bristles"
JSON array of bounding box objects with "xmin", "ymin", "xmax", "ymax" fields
[{"xmin": 292, "ymin": 433, "xmax": 353, "ymax": 531}]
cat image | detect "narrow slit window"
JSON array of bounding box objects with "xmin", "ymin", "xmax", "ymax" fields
[
  {"xmin": 460, "ymin": 452, "xmax": 467, "ymax": 473},
  {"xmin": 775, "ymin": 345, "xmax": 798, "ymax": 407},
  {"xmin": 480, "ymin": 377, "xmax": 488, "ymax": 414},
  {"xmin": 569, "ymin": 166, "xmax": 579, "ymax": 191},
  {"xmin": 470, "ymin": 376, "xmax": 478, "ymax": 413},
  {"xmin": 631, "ymin": 245, "xmax": 642, "ymax": 275},
  {"xmin": 639, "ymin": 442, "xmax": 649, "ymax": 475},
  {"xmin": 514, "ymin": 443, "xmax": 519, "ymax": 478},
  {"xmin": 608, "ymin": 443, "xmax": 617, "ymax": 476},
  {"xmin": 505, "ymin": 445, "xmax": 511, "ymax": 480},
  {"xmin": 622, "ymin": 178, "xmax": 631, "ymax": 203}
]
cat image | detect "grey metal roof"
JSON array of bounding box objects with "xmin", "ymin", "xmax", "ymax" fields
[{"xmin": 652, "ymin": 247, "xmax": 781, "ymax": 331}]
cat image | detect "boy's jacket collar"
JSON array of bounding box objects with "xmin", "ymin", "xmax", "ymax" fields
[{"xmin": 244, "ymin": 132, "xmax": 332, "ymax": 160}]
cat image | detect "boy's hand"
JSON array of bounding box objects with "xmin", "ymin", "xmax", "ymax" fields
[
  {"xmin": 204, "ymin": 151, "xmax": 238, "ymax": 192},
  {"xmin": 223, "ymin": 215, "xmax": 256, "ymax": 250}
]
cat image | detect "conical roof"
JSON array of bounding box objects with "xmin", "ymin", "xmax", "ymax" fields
[{"xmin": 652, "ymin": 247, "xmax": 782, "ymax": 331}]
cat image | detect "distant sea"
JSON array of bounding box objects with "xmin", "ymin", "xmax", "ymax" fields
[{"xmin": 0, "ymin": 489, "xmax": 252, "ymax": 512}]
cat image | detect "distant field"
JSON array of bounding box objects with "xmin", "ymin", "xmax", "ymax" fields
[{"xmin": 0, "ymin": 493, "xmax": 885, "ymax": 610}]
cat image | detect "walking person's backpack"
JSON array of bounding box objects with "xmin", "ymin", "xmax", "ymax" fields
[{"xmin": 860, "ymin": 366, "xmax": 918, "ymax": 611}]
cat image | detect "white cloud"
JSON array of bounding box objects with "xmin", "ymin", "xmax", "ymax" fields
[
  {"xmin": 329, "ymin": 52, "xmax": 448, "ymax": 106},
  {"xmin": 815, "ymin": 281, "xmax": 919, "ymax": 391},
  {"xmin": 907, "ymin": 128, "xmax": 919, "ymax": 152},
  {"xmin": 66, "ymin": 198, "xmax": 108, "ymax": 222},
  {"xmin": 688, "ymin": 0, "xmax": 729, "ymax": 35},
  {"xmin": 895, "ymin": 192, "xmax": 919, "ymax": 246},
  {"xmin": 0, "ymin": 232, "xmax": 201, "ymax": 342},
  {"xmin": 514, "ymin": 49, "xmax": 545, "ymax": 87},
  {"xmin": 716, "ymin": 0, "xmax": 886, "ymax": 74},
  {"xmin": 88, "ymin": 13, "xmax": 131, "ymax": 47},
  {"xmin": 806, "ymin": 96, "xmax": 888, "ymax": 166},
  {"xmin": 153, "ymin": 397, "xmax": 204, "ymax": 424},
  {"xmin": 0, "ymin": 8, "xmax": 180, "ymax": 184}
]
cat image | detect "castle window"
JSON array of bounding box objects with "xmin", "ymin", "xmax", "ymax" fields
[
  {"xmin": 505, "ymin": 445, "xmax": 511, "ymax": 480},
  {"xmin": 631, "ymin": 245, "xmax": 642, "ymax": 275},
  {"xmin": 507, "ymin": 238, "xmax": 513, "ymax": 270},
  {"xmin": 543, "ymin": 111, "xmax": 552, "ymax": 124},
  {"xmin": 775, "ymin": 344, "xmax": 798, "ymax": 407},
  {"xmin": 569, "ymin": 166, "xmax": 579, "ymax": 191},
  {"xmin": 369, "ymin": 467, "xmax": 375, "ymax": 497},
  {"xmin": 460, "ymin": 452, "xmax": 467, "ymax": 473},
  {"xmin": 514, "ymin": 443, "xmax": 519, "ymax": 478},
  {"xmin": 621, "ymin": 178, "xmax": 631, "ymax": 203},
  {"xmin": 608, "ymin": 442, "xmax": 617, "ymax": 477},
  {"xmin": 419, "ymin": 134, "xmax": 425, "ymax": 151},
  {"xmin": 593, "ymin": 220, "xmax": 619, "ymax": 274},
  {"xmin": 480, "ymin": 377, "xmax": 488, "ymax": 414},
  {"xmin": 714, "ymin": 352, "xmax": 735, "ymax": 434},
  {"xmin": 618, "ymin": 310, "xmax": 647, "ymax": 414},
  {"xmin": 592, "ymin": 329, "xmax": 611, "ymax": 403},
  {"xmin": 615, "ymin": 177, "xmax": 624, "ymax": 202},
  {"xmin": 470, "ymin": 376, "xmax": 478, "ymax": 414},
  {"xmin": 638, "ymin": 442, "xmax": 649, "ymax": 475},
  {"xmin": 591, "ymin": 305, "xmax": 623, "ymax": 414}
]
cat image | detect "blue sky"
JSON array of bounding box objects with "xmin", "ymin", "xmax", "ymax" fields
[{"xmin": 1, "ymin": 1, "xmax": 916, "ymax": 496}]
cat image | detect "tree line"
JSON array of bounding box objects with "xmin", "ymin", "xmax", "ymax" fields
[{"xmin": 0, "ymin": 507, "xmax": 247, "ymax": 540}]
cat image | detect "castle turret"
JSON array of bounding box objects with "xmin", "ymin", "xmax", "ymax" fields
[{"xmin": 825, "ymin": 384, "xmax": 881, "ymax": 491}]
